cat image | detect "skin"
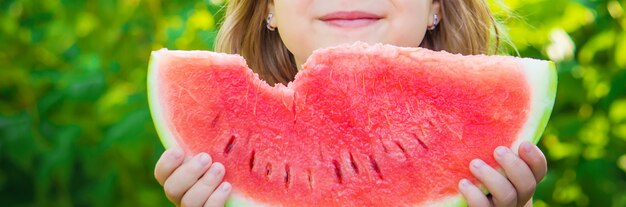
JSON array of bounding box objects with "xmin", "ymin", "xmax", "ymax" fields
[
  {"xmin": 154, "ymin": 1, "xmax": 548, "ymax": 206},
  {"xmin": 268, "ymin": 0, "xmax": 437, "ymax": 68}
]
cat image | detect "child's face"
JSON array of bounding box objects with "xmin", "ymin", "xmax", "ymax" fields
[{"xmin": 268, "ymin": 0, "xmax": 440, "ymax": 68}]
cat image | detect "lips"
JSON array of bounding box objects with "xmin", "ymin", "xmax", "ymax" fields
[{"xmin": 319, "ymin": 11, "xmax": 382, "ymax": 28}]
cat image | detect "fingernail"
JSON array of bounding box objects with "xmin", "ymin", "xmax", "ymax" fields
[
  {"xmin": 209, "ymin": 163, "xmax": 223, "ymax": 176},
  {"xmin": 495, "ymin": 146, "xmax": 508, "ymax": 157},
  {"xmin": 197, "ymin": 153, "xmax": 211, "ymax": 166},
  {"xmin": 220, "ymin": 182, "xmax": 231, "ymax": 192},
  {"xmin": 521, "ymin": 142, "xmax": 533, "ymax": 153},
  {"xmin": 460, "ymin": 179, "xmax": 471, "ymax": 187},
  {"xmin": 471, "ymin": 159, "xmax": 485, "ymax": 169}
]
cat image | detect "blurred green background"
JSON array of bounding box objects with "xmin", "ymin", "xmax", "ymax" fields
[{"xmin": 0, "ymin": 0, "xmax": 624, "ymax": 206}]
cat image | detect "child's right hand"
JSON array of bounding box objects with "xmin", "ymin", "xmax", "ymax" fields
[{"xmin": 154, "ymin": 146, "xmax": 231, "ymax": 207}]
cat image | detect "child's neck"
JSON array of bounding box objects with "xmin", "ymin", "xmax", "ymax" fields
[{"xmin": 296, "ymin": 58, "xmax": 304, "ymax": 71}]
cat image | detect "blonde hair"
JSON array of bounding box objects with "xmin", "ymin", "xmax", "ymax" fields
[{"xmin": 216, "ymin": 0, "xmax": 500, "ymax": 86}]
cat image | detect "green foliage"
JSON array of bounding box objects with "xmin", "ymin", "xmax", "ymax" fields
[
  {"xmin": 0, "ymin": 0, "xmax": 223, "ymax": 206},
  {"xmin": 492, "ymin": 0, "xmax": 626, "ymax": 206},
  {"xmin": 0, "ymin": 0, "xmax": 624, "ymax": 206}
]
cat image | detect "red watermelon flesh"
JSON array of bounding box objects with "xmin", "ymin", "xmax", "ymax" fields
[{"xmin": 148, "ymin": 42, "xmax": 557, "ymax": 206}]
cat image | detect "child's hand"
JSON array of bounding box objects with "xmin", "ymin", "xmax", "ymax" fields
[
  {"xmin": 154, "ymin": 146, "xmax": 231, "ymax": 207},
  {"xmin": 458, "ymin": 141, "xmax": 547, "ymax": 207}
]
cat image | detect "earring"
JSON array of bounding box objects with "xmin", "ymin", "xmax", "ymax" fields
[
  {"xmin": 266, "ymin": 13, "xmax": 276, "ymax": 31},
  {"xmin": 428, "ymin": 14, "xmax": 439, "ymax": 30}
]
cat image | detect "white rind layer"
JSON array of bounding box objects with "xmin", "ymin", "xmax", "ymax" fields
[
  {"xmin": 148, "ymin": 49, "xmax": 177, "ymax": 149},
  {"xmin": 510, "ymin": 59, "xmax": 557, "ymax": 152}
]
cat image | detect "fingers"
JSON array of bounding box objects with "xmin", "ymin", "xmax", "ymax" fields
[
  {"xmin": 518, "ymin": 141, "xmax": 548, "ymax": 182},
  {"xmin": 469, "ymin": 159, "xmax": 517, "ymax": 207},
  {"xmin": 462, "ymin": 143, "xmax": 546, "ymax": 207},
  {"xmin": 204, "ymin": 182, "xmax": 232, "ymax": 207},
  {"xmin": 458, "ymin": 179, "xmax": 491, "ymax": 207},
  {"xmin": 494, "ymin": 146, "xmax": 536, "ymax": 207},
  {"xmin": 155, "ymin": 146, "xmax": 185, "ymax": 186},
  {"xmin": 181, "ymin": 162, "xmax": 226, "ymax": 207},
  {"xmin": 163, "ymin": 153, "xmax": 213, "ymax": 205}
]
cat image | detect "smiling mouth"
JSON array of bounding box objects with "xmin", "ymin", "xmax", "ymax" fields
[{"xmin": 319, "ymin": 11, "xmax": 382, "ymax": 28}]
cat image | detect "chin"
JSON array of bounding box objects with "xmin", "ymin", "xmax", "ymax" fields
[{"xmin": 318, "ymin": 37, "xmax": 388, "ymax": 49}]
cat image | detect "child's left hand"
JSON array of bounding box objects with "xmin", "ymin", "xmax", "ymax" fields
[{"xmin": 458, "ymin": 141, "xmax": 547, "ymax": 207}]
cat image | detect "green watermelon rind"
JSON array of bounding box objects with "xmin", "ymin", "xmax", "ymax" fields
[
  {"xmin": 148, "ymin": 49, "xmax": 178, "ymax": 149},
  {"xmin": 147, "ymin": 46, "xmax": 557, "ymax": 207},
  {"xmin": 533, "ymin": 61, "xmax": 557, "ymax": 144},
  {"xmin": 510, "ymin": 59, "xmax": 557, "ymax": 152}
]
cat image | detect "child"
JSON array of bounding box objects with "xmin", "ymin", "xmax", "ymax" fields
[{"xmin": 154, "ymin": 0, "xmax": 548, "ymax": 206}]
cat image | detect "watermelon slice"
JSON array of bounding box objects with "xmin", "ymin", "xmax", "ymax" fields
[{"xmin": 148, "ymin": 42, "xmax": 557, "ymax": 206}]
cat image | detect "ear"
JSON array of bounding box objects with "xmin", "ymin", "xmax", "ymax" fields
[
  {"xmin": 267, "ymin": 2, "xmax": 277, "ymax": 28},
  {"xmin": 429, "ymin": 0, "xmax": 442, "ymax": 26}
]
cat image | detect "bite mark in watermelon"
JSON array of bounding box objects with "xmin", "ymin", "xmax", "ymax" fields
[{"xmin": 148, "ymin": 42, "xmax": 557, "ymax": 206}]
